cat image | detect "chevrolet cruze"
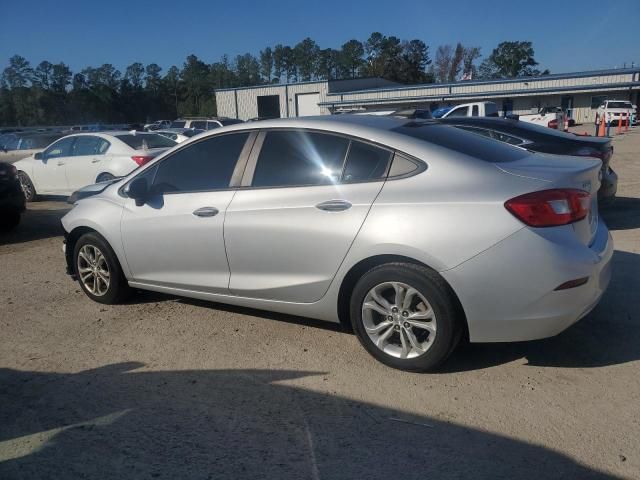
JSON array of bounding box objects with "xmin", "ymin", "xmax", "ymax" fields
[{"xmin": 61, "ymin": 116, "xmax": 613, "ymax": 371}]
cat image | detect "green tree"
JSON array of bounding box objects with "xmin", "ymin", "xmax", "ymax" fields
[
  {"xmin": 125, "ymin": 62, "xmax": 145, "ymax": 89},
  {"xmin": 2, "ymin": 55, "xmax": 33, "ymax": 88},
  {"xmin": 478, "ymin": 41, "xmax": 547, "ymax": 79},
  {"xmin": 259, "ymin": 47, "xmax": 273, "ymax": 83},
  {"xmin": 294, "ymin": 38, "xmax": 320, "ymax": 81},
  {"xmin": 317, "ymin": 48, "xmax": 340, "ymax": 80},
  {"xmin": 181, "ymin": 55, "xmax": 210, "ymax": 114},
  {"xmin": 339, "ymin": 40, "xmax": 365, "ymax": 78}
]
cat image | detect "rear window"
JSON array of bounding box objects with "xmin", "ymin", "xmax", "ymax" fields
[
  {"xmin": 116, "ymin": 134, "xmax": 176, "ymax": 150},
  {"xmin": 392, "ymin": 122, "xmax": 529, "ymax": 163}
]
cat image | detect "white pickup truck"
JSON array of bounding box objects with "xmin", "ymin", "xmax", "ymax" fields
[
  {"xmin": 518, "ymin": 106, "xmax": 567, "ymax": 130},
  {"xmin": 597, "ymin": 100, "xmax": 636, "ymax": 126},
  {"xmin": 441, "ymin": 101, "xmax": 499, "ymax": 118}
]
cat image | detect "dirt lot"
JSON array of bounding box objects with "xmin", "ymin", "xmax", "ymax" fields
[{"xmin": 1, "ymin": 128, "xmax": 639, "ymax": 480}]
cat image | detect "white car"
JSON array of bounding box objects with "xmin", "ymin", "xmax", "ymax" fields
[
  {"xmin": 14, "ymin": 132, "xmax": 176, "ymax": 201},
  {"xmin": 441, "ymin": 101, "xmax": 499, "ymax": 118},
  {"xmin": 519, "ymin": 106, "xmax": 567, "ymax": 130},
  {"xmin": 156, "ymin": 128, "xmax": 204, "ymax": 143},
  {"xmin": 170, "ymin": 118, "xmax": 244, "ymax": 130},
  {"xmin": 597, "ymin": 100, "xmax": 635, "ymax": 126}
]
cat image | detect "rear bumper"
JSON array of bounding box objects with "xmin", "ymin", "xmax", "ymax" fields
[
  {"xmin": 0, "ymin": 182, "xmax": 26, "ymax": 213},
  {"xmin": 442, "ymin": 219, "xmax": 613, "ymax": 343},
  {"xmin": 598, "ymin": 167, "xmax": 618, "ymax": 201}
]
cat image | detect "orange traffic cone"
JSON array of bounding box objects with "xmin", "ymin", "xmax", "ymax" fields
[
  {"xmin": 625, "ymin": 112, "xmax": 630, "ymax": 132},
  {"xmin": 598, "ymin": 113, "xmax": 606, "ymax": 137}
]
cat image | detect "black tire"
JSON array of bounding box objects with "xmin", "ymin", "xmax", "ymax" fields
[
  {"xmin": 0, "ymin": 211, "xmax": 20, "ymax": 231},
  {"xmin": 17, "ymin": 172, "xmax": 37, "ymax": 202},
  {"xmin": 350, "ymin": 262, "xmax": 462, "ymax": 372},
  {"xmin": 73, "ymin": 232, "xmax": 132, "ymax": 304},
  {"xmin": 96, "ymin": 172, "xmax": 115, "ymax": 183}
]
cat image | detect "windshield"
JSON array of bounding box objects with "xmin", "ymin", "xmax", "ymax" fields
[
  {"xmin": 171, "ymin": 121, "xmax": 186, "ymax": 128},
  {"xmin": 392, "ymin": 122, "xmax": 529, "ymax": 163},
  {"xmin": 607, "ymin": 102, "xmax": 630, "ymax": 109},
  {"xmin": 431, "ymin": 107, "xmax": 451, "ymax": 118},
  {"xmin": 116, "ymin": 133, "xmax": 177, "ymax": 150}
]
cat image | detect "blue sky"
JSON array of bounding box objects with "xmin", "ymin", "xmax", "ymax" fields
[{"xmin": 1, "ymin": 0, "xmax": 638, "ymax": 75}]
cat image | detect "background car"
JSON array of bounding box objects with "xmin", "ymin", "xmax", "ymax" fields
[
  {"xmin": 143, "ymin": 120, "xmax": 172, "ymax": 131},
  {"xmin": 437, "ymin": 116, "xmax": 617, "ymax": 202},
  {"xmin": 14, "ymin": 132, "xmax": 176, "ymax": 201},
  {"xmin": 0, "ymin": 132, "xmax": 64, "ymax": 164},
  {"xmin": 0, "ymin": 162, "xmax": 26, "ymax": 230},
  {"xmin": 170, "ymin": 117, "xmax": 244, "ymax": 130},
  {"xmin": 431, "ymin": 106, "xmax": 452, "ymax": 118},
  {"xmin": 61, "ymin": 116, "xmax": 611, "ymax": 372},
  {"xmin": 156, "ymin": 128, "xmax": 204, "ymax": 143}
]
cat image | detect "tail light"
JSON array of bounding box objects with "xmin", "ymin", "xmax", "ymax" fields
[
  {"xmin": 547, "ymin": 119, "xmax": 558, "ymax": 129},
  {"xmin": 0, "ymin": 164, "xmax": 17, "ymax": 178},
  {"xmin": 505, "ymin": 189, "xmax": 590, "ymax": 227},
  {"xmin": 131, "ymin": 155, "xmax": 154, "ymax": 166}
]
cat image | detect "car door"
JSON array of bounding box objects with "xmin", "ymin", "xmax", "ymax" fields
[
  {"xmin": 33, "ymin": 136, "xmax": 76, "ymax": 193},
  {"xmin": 65, "ymin": 136, "xmax": 110, "ymax": 191},
  {"xmin": 120, "ymin": 131, "xmax": 254, "ymax": 293},
  {"xmin": 224, "ymin": 129, "xmax": 392, "ymax": 303}
]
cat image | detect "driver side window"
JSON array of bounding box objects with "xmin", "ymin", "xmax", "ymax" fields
[{"xmin": 44, "ymin": 137, "xmax": 75, "ymax": 159}]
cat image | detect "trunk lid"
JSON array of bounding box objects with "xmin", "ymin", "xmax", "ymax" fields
[{"xmin": 497, "ymin": 153, "xmax": 602, "ymax": 246}]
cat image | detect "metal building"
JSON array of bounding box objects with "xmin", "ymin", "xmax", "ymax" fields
[{"xmin": 215, "ymin": 67, "xmax": 640, "ymax": 124}]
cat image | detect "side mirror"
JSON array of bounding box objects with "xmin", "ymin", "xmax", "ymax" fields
[
  {"xmin": 127, "ymin": 177, "xmax": 149, "ymax": 206},
  {"xmin": 34, "ymin": 152, "xmax": 44, "ymax": 160}
]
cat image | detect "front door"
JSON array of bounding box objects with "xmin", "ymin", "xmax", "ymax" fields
[
  {"xmin": 225, "ymin": 130, "xmax": 393, "ymax": 303},
  {"xmin": 33, "ymin": 136, "xmax": 76, "ymax": 193},
  {"xmin": 120, "ymin": 132, "xmax": 252, "ymax": 293}
]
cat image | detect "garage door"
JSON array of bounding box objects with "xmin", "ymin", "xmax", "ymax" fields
[{"xmin": 296, "ymin": 92, "xmax": 320, "ymax": 117}]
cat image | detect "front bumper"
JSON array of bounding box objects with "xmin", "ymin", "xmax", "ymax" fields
[{"xmin": 442, "ymin": 219, "xmax": 613, "ymax": 343}]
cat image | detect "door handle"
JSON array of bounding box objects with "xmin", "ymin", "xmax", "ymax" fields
[
  {"xmin": 91, "ymin": 158, "xmax": 101, "ymax": 163},
  {"xmin": 315, "ymin": 200, "xmax": 352, "ymax": 212},
  {"xmin": 57, "ymin": 161, "xmax": 65, "ymax": 166},
  {"xmin": 193, "ymin": 207, "xmax": 219, "ymax": 217}
]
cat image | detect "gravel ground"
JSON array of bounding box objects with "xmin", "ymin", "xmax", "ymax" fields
[{"xmin": 1, "ymin": 127, "xmax": 639, "ymax": 479}]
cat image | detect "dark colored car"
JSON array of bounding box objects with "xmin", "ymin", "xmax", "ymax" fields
[
  {"xmin": 436, "ymin": 117, "xmax": 617, "ymax": 202},
  {"xmin": 0, "ymin": 162, "xmax": 26, "ymax": 230}
]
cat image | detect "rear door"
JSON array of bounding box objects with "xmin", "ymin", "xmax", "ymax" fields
[
  {"xmin": 65, "ymin": 136, "xmax": 110, "ymax": 190},
  {"xmin": 224, "ymin": 129, "xmax": 392, "ymax": 302}
]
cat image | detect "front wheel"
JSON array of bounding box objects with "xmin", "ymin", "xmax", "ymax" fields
[
  {"xmin": 74, "ymin": 232, "xmax": 132, "ymax": 304},
  {"xmin": 350, "ymin": 263, "xmax": 462, "ymax": 372},
  {"xmin": 17, "ymin": 172, "xmax": 37, "ymax": 202}
]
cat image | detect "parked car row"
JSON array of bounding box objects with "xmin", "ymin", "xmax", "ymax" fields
[{"xmin": 58, "ymin": 114, "xmax": 612, "ymax": 372}]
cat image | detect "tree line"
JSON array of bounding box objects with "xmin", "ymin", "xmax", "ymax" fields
[{"xmin": 0, "ymin": 34, "xmax": 546, "ymax": 127}]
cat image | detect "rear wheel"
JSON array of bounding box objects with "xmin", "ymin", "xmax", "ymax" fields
[
  {"xmin": 350, "ymin": 263, "xmax": 462, "ymax": 372},
  {"xmin": 74, "ymin": 232, "xmax": 131, "ymax": 304},
  {"xmin": 17, "ymin": 172, "xmax": 37, "ymax": 202}
]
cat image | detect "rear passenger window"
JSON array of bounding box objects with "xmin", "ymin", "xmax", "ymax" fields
[
  {"xmin": 191, "ymin": 121, "xmax": 206, "ymax": 129},
  {"xmin": 72, "ymin": 136, "xmax": 101, "ymax": 156},
  {"xmin": 252, "ymin": 131, "xmax": 349, "ymax": 187},
  {"xmin": 206, "ymin": 121, "xmax": 220, "ymax": 130},
  {"xmin": 152, "ymin": 133, "xmax": 249, "ymax": 193},
  {"xmin": 342, "ymin": 141, "xmax": 391, "ymax": 182}
]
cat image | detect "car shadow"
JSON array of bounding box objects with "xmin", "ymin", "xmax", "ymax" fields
[
  {"xmin": 127, "ymin": 249, "xmax": 640, "ymax": 372},
  {"xmin": 0, "ymin": 362, "xmax": 623, "ymax": 479},
  {"xmin": 442, "ymin": 249, "xmax": 640, "ymax": 372},
  {"xmin": 600, "ymin": 196, "xmax": 640, "ymax": 230},
  {"xmin": 0, "ymin": 200, "xmax": 70, "ymax": 246}
]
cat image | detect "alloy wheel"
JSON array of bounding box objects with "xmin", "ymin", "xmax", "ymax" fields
[
  {"xmin": 362, "ymin": 281, "xmax": 437, "ymax": 359},
  {"xmin": 77, "ymin": 244, "xmax": 110, "ymax": 296}
]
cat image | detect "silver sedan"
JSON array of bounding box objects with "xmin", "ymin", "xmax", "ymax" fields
[{"xmin": 61, "ymin": 116, "xmax": 612, "ymax": 371}]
